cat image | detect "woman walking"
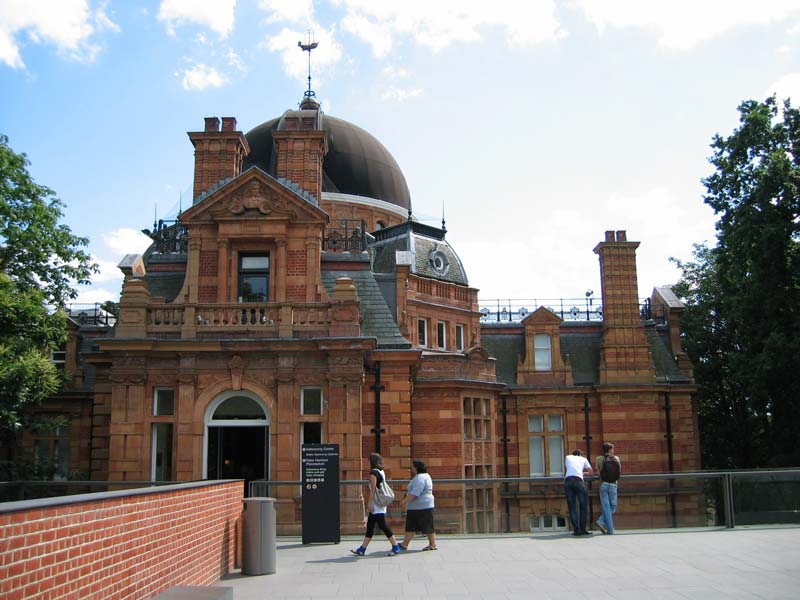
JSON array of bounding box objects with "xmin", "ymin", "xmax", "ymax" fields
[
  {"xmin": 400, "ymin": 459, "xmax": 437, "ymax": 551},
  {"xmin": 351, "ymin": 453, "xmax": 403, "ymax": 556}
]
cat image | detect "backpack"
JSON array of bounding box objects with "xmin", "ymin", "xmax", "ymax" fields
[
  {"xmin": 371, "ymin": 469, "xmax": 395, "ymax": 507},
  {"xmin": 600, "ymin": 455, "xmax": 620, "ymax": 483}
]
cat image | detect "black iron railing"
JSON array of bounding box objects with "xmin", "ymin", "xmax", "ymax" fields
[
  {"xmin": 141, "ymin": 219, "xmax": 188, "ymax": 254},
  {"xmin": 67, "ymin": 303, "xmax": 116, "ymax": 327},
  {"xmin": 322, "ymin": 219, "xmax": 367, "ymax": 252},
  {"xmin": 478, "ymin": 297, "xmax": 655, "ymax": 323}
]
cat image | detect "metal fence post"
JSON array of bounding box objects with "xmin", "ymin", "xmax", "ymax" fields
[{"xmin": 722, "ymin": 473, "xmax": 735, "ymax": 529}]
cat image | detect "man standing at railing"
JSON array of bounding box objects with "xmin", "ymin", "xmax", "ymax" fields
[
  {"xmin": 564, "ymin": 449, "xmax": 593, "ymax": 536},
  {"xmin": 595, "ymin": 442, "xmax": 621, "ymax": 535}
]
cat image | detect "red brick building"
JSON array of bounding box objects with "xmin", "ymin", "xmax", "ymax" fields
[{"xmin": 12, "ymin": 95, "xmax": 699, "ymax": 534}]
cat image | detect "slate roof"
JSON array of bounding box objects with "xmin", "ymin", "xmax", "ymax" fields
[
  {"xmin": 480, "ymin": 334, "xmax": 524, "ymax": 385},
  {"xmin": 322, "ymin": 269, "xmax": 411, "ymax": 349},
  {"xmin": 370, "ymin": 220, "xmax": 469, "ymax": 285},
  {"xmin": 560, "ymin": 332, "xmax": 602, "ymax": 385},
  {"xmin": 646, "ymin": 327, "xmax": 691, "ymax": 383},
  {"xmin": 482, "ymin": 326, "xmax": 689, "ymax": 386}
]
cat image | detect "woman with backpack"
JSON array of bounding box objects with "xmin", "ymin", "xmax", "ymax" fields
[
  {"xmin": 350, "ymin": 452, "xmax": 403, "ymax": 556},
  {"xmin": 595, "ymin": 442, "xmax": 621, "ymax": 534}
]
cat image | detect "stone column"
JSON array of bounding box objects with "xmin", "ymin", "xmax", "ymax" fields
[
  {"xmin": 305, "ymin": 239, "xmax": 320, "ymax": 302},
  {"xmin": 217, "ymin": 238, "xmax": 229, "ymax": 303},
  {"xmin": 176, "ymin": 354, "xmax": 198, "ymax": 480},
  {"xmin": 275, "ymin": 238, "xmax": 287, "ymax": 302}
]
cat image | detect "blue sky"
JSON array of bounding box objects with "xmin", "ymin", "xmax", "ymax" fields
[{"xmin": 2, "ymin": 0, "xmax": 800, "ymax": 306}]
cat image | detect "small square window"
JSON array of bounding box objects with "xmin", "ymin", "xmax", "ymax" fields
[
  {"xmin": 154, "ymin": 388, "xmax": 175, "ymax": 416},
  {"xmin": 302, "ymin": 388, "xmax": 323, "ymax": 415},
  {"xmin": 50, "ymin": 349, "xmax": 66, "ymax": 369},
  {"xmin": 528, "ymin": 415, "xmax": 543, "ymax": 433},
  {"xmin": 548, "ymin": 415, "xmax": 563, "ymax": 432}
]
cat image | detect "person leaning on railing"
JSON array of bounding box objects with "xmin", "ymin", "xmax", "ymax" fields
[{"xmin": 595, "ymin": 442, "xmax": 621, "ymax": 535}]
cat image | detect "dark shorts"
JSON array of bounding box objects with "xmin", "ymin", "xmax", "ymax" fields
[{"xmin": 405, "ymin": 508, "xmax": 435, "ymax": 534}]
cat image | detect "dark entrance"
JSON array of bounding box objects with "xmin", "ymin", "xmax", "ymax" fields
[{"xmin": 207, "ymin": 426, "xmax": 268, "ymax": 486}]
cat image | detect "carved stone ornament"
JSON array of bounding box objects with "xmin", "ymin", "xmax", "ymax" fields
[
  {"xmin": 328, "ymin": 354, "xmax": 363, "ymax": 368},
  {"xmin": 328, "ymin": 372, "xmax": 364, "ymax": 384},
  {"xmin": 228, "ymin": 354, "xmax": 245, "ymax": 373},
  {"xmin": 177, "ymin": 373, "xmax": 197, "ymax": 385},
  {"xmin": 116, "ymin": 356, "xmax": 146, "ymax": 368},
  {"xmin": 225, "ymin": 180, "xmax": 295, "ymax": 215},
  {"xmin": 110, "ymin": 373, "xmax": 146, "ymax": 385}
]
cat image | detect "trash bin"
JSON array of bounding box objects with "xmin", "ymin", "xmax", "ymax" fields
[{"xmin": 242, "ymin": 497, "xmax": 277, "ymax": 575}]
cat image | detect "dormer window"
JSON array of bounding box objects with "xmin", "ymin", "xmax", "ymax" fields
[
  {"xmin": 534, "ymin": 334, "xmax": 552, "ymax": 371},
  {"xmin": 239, "ymin": 254, "xmax": 269, "ymax": 302}
]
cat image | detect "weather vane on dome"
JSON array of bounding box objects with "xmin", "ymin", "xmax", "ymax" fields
[{"xmin": 298, "ymin": 31, "xmax": 319, "ymax": 103}]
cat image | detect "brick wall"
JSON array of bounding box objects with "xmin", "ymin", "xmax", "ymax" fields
[{"xmin": 0, "ymin": 480, "xmax": 243, "ymax": 600}]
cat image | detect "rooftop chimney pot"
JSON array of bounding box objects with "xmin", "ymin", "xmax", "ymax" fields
[
  {"xmin": 616, "ymin": 230, "xmax": 627, "ymax": 242},
  {"xmin": 605, "ymin": 230, "xmax": 615, "ymax": 242},
  {"xmin": 221, "ymin": 117, "xmax": 237, "ymax": 132},
  {"xmin": 204, "ymin": 117, "xmax": 220, "ymax": 132}
]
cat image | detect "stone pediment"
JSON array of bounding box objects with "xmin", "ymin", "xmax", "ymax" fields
[
  {"xmin": 521, "ymin": 306, "xmax": 561, "ymax": 326},
  {"xmin": 180, "ymin": 170, "xmax": 329, "ymax": 224}
]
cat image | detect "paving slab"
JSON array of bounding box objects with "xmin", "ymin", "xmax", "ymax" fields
[{"xmin": 217, "ymin": 527, "xmax": 800, "ymax": 599}]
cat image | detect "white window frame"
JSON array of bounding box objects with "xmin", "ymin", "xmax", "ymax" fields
[
  {"xmin": 50, "ymin": 348, "xmax": 66, "ymax": 369},
  {"xmin": 455, "ymin": 324, "xmax": 465, "ymax": 351},
  {"xmin": 153, "ymin": 388, "xmax": 175, "ymax": 416},
  {"xmin": 151, "ymin": 422, "xmax": 173, "ymax": 481},
  {"xmin": 534, "ymin": 334, "xmax": 552, "ymax": 371},
  {"xmin": 437, "ymin": 321, "xmax": 446, "ymax": 349},
  {"xmin": 417, "ymin": 318, "xmax": 428, "ymax": 347},
  {"xmin": 529, "ymin": 514, "xmax": 568, "ymax": 532},
  {"xmin": 528, "ymin": 413, "xmax": 565, "ymax": 477},
  {"xmin": 301, "ymin": 387, "xmax": 323, "ymax": 415}
]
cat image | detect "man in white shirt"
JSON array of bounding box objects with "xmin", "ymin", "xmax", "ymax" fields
[{"xmin": 564, "ymin": 449, "xmax": 593, "ymax": 536}]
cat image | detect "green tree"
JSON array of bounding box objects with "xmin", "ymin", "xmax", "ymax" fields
[
  {"xmin": 0, "ymin": 134, "xmax": 98, "ymax": 432},
  {"xmin": 673, "ymin": 97, "xmax": 800, "ymax": 468}
]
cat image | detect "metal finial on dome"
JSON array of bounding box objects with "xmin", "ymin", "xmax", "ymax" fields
[
  {"xmin": 441, "ymin": 200, "xmax": 447, "ymax": 233},
  {"xmin": 407, "ymin": 208, "xmax": 413, "ymax": 221},
  {"xmin": 298, "ymin": 32, "xmax": 319, "ymax": 108}
]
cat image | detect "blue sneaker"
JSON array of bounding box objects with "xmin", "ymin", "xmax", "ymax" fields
[
  {"xmin": 386, "ymin": 544, "xmax": 402, "ymax": 556},
  {"xmin": 350, "ymin": 546, "xmax": 365, "ymax": 556}
]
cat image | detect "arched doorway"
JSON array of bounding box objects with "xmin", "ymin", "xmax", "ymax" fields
[{"xmin": 204, "ymin": 392, "xmax": 270, "ymax": 488}]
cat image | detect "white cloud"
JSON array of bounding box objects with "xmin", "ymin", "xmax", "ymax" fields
[
  {"xmin": 572, "ymin": 0, "xmax": 800, "ymax": 51},
  {"xmin": 88, "ymin": 255, "xmax": 126, "ymax": 284},
  {"xmin": 0, "ymin": 0, "xmax": 119, "ymax": 69},
  {"xmin": 383, "ymin": 65, "xmax": 410, "ymax": 79},
  {"xmin": 178, "ymin": 63, "xmax": 229, "ymax": 91},
  {"xmin": 333, "ymin": 0, "xmax": 565, "ymax": 55},
  {"xmin": 261, "ymin": 25, "xmax": 342, "ymax": 81},
  {"xmin": 226, "ymin": 48, "xmax": 246, "ymax": 72},
  {"xmin": 381, "ymin": 86, "xmax": 422, "ymax": 102},
  {"xmin": 259, "ymin": 0, "xmax": 314, "ymax": 24},
  {"xmin": 158, "ymin": 0, "xmax": 236, "ymax": 38},
  {"xmin": 341, "ymin": 12, "xmax": 394, "ymax": 57},
  {"xmin": 72, "ymin": 285, "xmax": 120, "ymax": 306},
  {"xmin": 766, "ymin": 73, "xmax": 800, "ymax": 105},
  {"xmin": 102, "ymin": 228, "xmax": 153, "ymax": 256}
]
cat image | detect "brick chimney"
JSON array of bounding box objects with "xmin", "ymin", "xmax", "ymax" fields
[
  {"xmin": 188, "ymin": 116, "xmax": 250, "ymax": 200},
  {"xmin": 272, "ymin": 109, "xmax": 327, "ymax": 203},
  {"xmin": 593, "ymin": 230, "xmax": 655, "ymax": 384}
]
